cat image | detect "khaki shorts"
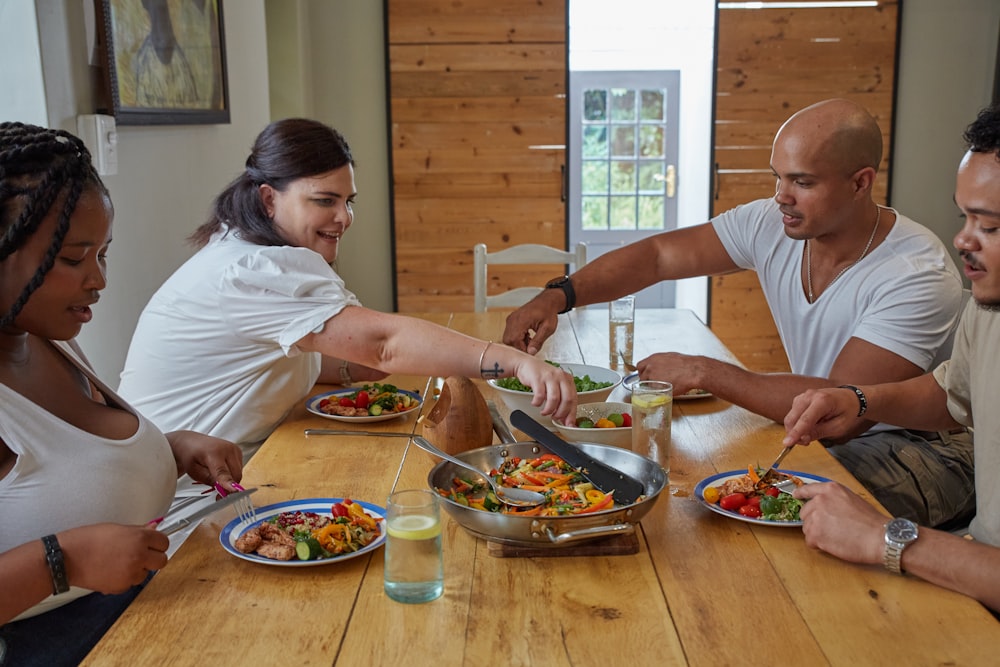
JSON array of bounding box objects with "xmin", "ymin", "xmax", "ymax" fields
[{"xmin": 823, "ymin": 428, "xmax": 976, "ymax": 530}]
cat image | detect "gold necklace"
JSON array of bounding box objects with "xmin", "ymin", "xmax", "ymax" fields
[{"xmin": 806, "ymin": 205, "xmax": 882, "ymax": 303}]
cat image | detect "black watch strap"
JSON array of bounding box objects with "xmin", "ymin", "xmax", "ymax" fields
[
  {"xmin": 42, "ymin": 534, "xmax": 70, "ymax": 595},
  {"xmin": 545, "ymin": 276, "xmax": 575, "ymax": 314}
]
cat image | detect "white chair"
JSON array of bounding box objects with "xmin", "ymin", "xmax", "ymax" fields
[{"xmin": 473, "ymin": 242, "xmax": 587, "ymax": 312}]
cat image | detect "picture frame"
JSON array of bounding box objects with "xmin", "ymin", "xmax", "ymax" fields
[{"xmin": 95, "ymin": 0, "xmax": 230, "ymax": 125}]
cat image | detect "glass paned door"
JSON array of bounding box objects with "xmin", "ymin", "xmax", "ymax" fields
[{"xmin": 570, "ymin": 70, "xmax": 681, "ymax": 307}]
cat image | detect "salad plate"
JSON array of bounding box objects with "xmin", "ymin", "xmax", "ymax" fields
[
  {"xmin": 622, "ymin": 372, "xmax": 712, "ymax": 400},
  {"xmin": 306, "ymin": 388, "xmax": 422, "ymax": 423},
  {"xmin": 220, "ymin": 498, "xmax": 386, "ymax": 566},
  {"xmin": 693, "ymin": 469, "xmax": 832, "ymax": 527}
]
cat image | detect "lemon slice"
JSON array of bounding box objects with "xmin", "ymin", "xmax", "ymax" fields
[
  {"xmin": 631, "ymin": 394, "xmax": 672, "ymax": 409},
  {"xmin": 387, "ymin": 514, "xmax": 441, "ymax": 540}
]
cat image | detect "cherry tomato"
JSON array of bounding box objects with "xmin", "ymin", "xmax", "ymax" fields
[
  {"xmin": 355, "ymin": 391, "xmax": 370, "ymax": 409},
  {"xmin": 331, "ymin": 503, "xmax": 350, "ymax": 518},
  {"xmin": 719, "ymin": 493, "xmax": 747, "ymax": 511},
  {"xmin": 318, "ymin": 398, "xmax": 331, "ymax": 409},
  {"xmin": 738, "ymin": 504, "xmax": 762, "ymax": 518},
  {"xmin": 621, "ymin": 413, "xmax": 632, "ymax": 427},
  {"xmin": 746, "ymin": 495, "xmax": 762, "ymax": 509},
  {"xmin": 764, "ymin": 486, "xmax": 780, "ymax": 497},
  {"xmin": 339, "ymin": 397, "xmax": 355, "ymax": 407}
]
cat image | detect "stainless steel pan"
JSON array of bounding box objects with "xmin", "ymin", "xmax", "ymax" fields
[{"xmin": 426, "ymin": 440, "xmax": 666, "ymax": 547}]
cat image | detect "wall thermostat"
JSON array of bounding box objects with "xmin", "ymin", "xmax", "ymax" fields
[{"xmin": 76, "ymin": 114, "xmax": 118, "ymax": 176}]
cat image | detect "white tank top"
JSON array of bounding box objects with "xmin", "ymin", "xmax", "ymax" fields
[{"xmin": 0, "ymin": 340, "xmax": 176, "ymax": 619}]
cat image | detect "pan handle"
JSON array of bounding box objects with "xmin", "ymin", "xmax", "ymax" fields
[
  {"xmin": 487, "ymin": 400, "xmax": 518, "ymax": 444},
  {"xmin": 534, "ymin": 521, "xmax": 636, "ymax": 544}
]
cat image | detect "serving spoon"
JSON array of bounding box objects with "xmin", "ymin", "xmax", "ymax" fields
[{"xmin": 412, "ymin": 436, "xmax": 546, "ymax": 508}]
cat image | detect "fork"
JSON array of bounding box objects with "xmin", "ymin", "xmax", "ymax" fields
[
  {"xmin": 618, "ymin": 350, "xmax": 637, "ymax": 373},
  {"xmin": 216, "ymin": 482, "xmax": 257, "ymax": 525}
]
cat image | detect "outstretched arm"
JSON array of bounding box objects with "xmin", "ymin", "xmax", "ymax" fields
[
  {"xmin": 297, "ymin": 307, "xmax": 579, "ymax": 423},
  {"xmin": 502, "ymin": 224, "xmax": 738, "ymax": 354}
]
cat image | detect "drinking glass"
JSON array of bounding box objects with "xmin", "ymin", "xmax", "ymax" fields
[
  {"xmin": 384, "ymin": 489, "xmax": 443, "ymax": 603},
  {"xmin": 609, "ymin": 295, "xmax": 635, "ymax": 372},
  {"xmin": 631, "ymin": 380, "xmax": 672, "ymax": 477}
]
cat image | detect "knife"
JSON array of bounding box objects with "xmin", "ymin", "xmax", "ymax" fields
[
  {"xmin": 158, "ymin": 488, "xmax": 258, "ymax": 535},
  {"xmin": 509, "ymin": 410, "xmax": 645, "ymax": 505}
]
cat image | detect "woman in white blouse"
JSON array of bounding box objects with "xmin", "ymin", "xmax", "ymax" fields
[{"xmin": 119, "ymin": 118, "xmax": 577, "ymax": 458}]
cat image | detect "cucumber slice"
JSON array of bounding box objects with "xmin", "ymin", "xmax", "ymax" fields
[{"xmin": 295, "ymin": 537, "xmax": 323, "ymax": 561}]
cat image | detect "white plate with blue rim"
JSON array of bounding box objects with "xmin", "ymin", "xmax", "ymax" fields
[
  {"xmin": 305, "ymin": 387, "xmax": 423, "ymax": 423},
  {"xmin": 693, "ymin": 470, "xmax": 832, "ymax": 527},
  {"xmin": 220, "ymin": 498, "xmax": 386, "ymax": 566},
  {"xmin": 622, "ymin": 372, "xmax": 712, "ymax": 400}
]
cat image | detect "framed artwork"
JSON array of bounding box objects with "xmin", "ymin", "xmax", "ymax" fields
[{"xmin": 95, "ymin": 0, "xmax": 230, "ymax": 125}]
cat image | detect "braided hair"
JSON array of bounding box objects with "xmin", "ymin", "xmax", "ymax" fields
[
  {"xmin": 0, "ymin": 121, "xmax": 107, "ymax": 328},
  {"xmin": 189, "ymin": 118, "xmax": 354, "ymax": 248}
]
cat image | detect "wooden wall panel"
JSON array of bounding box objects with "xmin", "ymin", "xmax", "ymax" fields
[
  {"xmin": 387, "ymin": 0, "xmax": 567, "ymax": 312},
  {"xmin": 710, "ymin": 2, "xmax": 898, "ymax": 373}
]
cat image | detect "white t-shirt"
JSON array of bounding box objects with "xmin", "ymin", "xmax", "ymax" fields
[
  {"xmin": 118, "ymin": 229, "xmax": 361, "ymax": 454},
  {"xmin": 712, "ymin": 198, "xmax": 963, "ymax": 378},
  {"xmin": 0, "ymin": 340, "xmax": 176, "ymax": 620}
]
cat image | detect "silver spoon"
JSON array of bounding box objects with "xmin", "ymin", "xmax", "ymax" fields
[{"xmin": 412, "ymin": 436, "xmax": 546, "ymax": 508}]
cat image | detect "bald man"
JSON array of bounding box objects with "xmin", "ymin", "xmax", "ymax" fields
[{"xmin": 503, "ymin": 98, "xmax": 975, "ymax": 529}]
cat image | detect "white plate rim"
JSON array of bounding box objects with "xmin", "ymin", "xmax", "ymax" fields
[
  {"xmin": 219, "ymin": 497, "xmax": 386, "ymax": 566},
  {"xmin": 305, "ymin": 387, "xmax": 422, "ymax": 423},
  {"xmin": 693, "ymin": 469, "xmax": 832, "ymax": 527},
  {"xmin": 622, "ymin": 372, "xmax": 712, "ymax": 400}
]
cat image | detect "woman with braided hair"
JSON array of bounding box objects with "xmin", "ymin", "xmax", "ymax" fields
[{"xmin": 0, "ymin": 123, "xmax": 243, "ymax": 665}]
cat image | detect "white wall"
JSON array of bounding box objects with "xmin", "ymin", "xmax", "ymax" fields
[
  {"xmin": 892, "ymin": 0, "xmax": 1000, "ymax": 278},
  {"xmin": 16, "ymin": 0, "xmax": 272, "ymax": 383},
  {"xmin": 0, "ymin": 1, "xmax": 47, "ymax": 125}
]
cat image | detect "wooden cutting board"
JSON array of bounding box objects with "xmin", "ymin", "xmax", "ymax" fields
[{"xmin": 486, "ymin": 531, "xmax": 639, "ymax": 558}]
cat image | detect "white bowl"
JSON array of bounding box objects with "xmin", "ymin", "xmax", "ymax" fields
[
  {"xmin": 489, "ymin": 362, "xmax": 623, "ymax": 430},
  {"xmin": 552, "ymin": 401, "xmax": 632, "ymax": 448}
]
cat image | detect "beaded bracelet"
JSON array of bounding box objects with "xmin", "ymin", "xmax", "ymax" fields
[
  {"xmin": 838, "ymin": 384, "xmax": 868, "ymax": 417},
  {"xmin": 42, "ymin": 534, "xmax": 69, "ymax": 595}
]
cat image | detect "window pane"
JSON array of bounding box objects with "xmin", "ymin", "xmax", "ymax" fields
[
  {"xmin": 582, "ymin": 197, "xmax": 608, "ymax": 230},
  {"xmin": 638, "ymin": 163, "xmax": 665, "ymax": 193},
  {"xmin": 639, "ymin": 126, "xmax": 664, "ymax": 158},
  {"xmin": 638, "ymin": 195, "xmax": 665, "ymax": 230},
  {"xmin": 610, "ymin": 196, "xmax": 637, "ymax": 229},
  {"xmin": 582, "ymin": 126, "xmax": 608, "ymax": 158},
  {"xmin": 610, "ymin": 161, "xmax": 636, "ymax": 193},
  {"xmin": 582, "ymin": 161, "xmax": 608, "ymax": 194},
  {"xmin": 640, "ymin": 89, "xmax": 665, "ymax": 121},
  {"xmin": 583, "ymin": 89, "xmax": 607, "ymax": 121},
  {"xmin": 609, "ymin": 88, "xmax": 635, "ymax": 122},
  {"xmin": 610, "ymin": 126, "xmax": 635, "ymax": 157}
]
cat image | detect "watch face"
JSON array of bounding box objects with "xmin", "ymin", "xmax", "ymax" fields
[{"xmin": 887, "ymin": 518, "xmax": 918, "ymax": 542}]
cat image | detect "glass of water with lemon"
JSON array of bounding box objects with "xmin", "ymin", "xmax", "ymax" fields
[
  {"xmin": 384, "ymin": 489, "xmax": 443, "ymax": 603},
  {"xmin": 631, "ymin": 380, "xmax": 673, "ymax": 477}
]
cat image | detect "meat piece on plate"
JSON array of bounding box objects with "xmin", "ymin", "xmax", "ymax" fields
[
  {"xmin": 256, "ymin": 541, "xmax": 296, "ymax": 561},
  {"xmin": 234, "ymin": 526, "xmax": 262, "ymax": 553}
]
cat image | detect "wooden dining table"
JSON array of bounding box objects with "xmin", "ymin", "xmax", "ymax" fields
[{"xmin": 84, "ymin": 309, "xmax": 1000, "ymax": 666}]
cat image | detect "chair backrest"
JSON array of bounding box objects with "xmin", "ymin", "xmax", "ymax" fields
[{"xmin": 473, "ymin": 242, "xmax": 587, "ymax": 312}]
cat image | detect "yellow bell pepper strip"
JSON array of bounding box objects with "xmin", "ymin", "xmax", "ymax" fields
[
  {"xmin": 747, "ymin": 465, "xmax": 761, "ymax": 484},
  {"xmin": 577, "ymin": 491, "xmax": 614, "ymax": 514}
]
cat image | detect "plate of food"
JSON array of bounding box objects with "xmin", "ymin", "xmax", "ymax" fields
[
  {"xmin": 622, "ymin": 372, "xmax": 712, "ymax": 400},
  {"xmin": 306, "ymin": 383, "xmax": 422, "ymax": 423},
  {"xmin": 220, "ymin": 498, "xmax": 386, "ymax": 566},
  {"xmin": 693, "ymin": 468, "xmax": 832, "ymax": 526}
]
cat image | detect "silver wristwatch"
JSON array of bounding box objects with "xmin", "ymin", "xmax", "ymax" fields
[{"xmin": 883, "ymin": 517, "xmax": 918, "ymax": 574}]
